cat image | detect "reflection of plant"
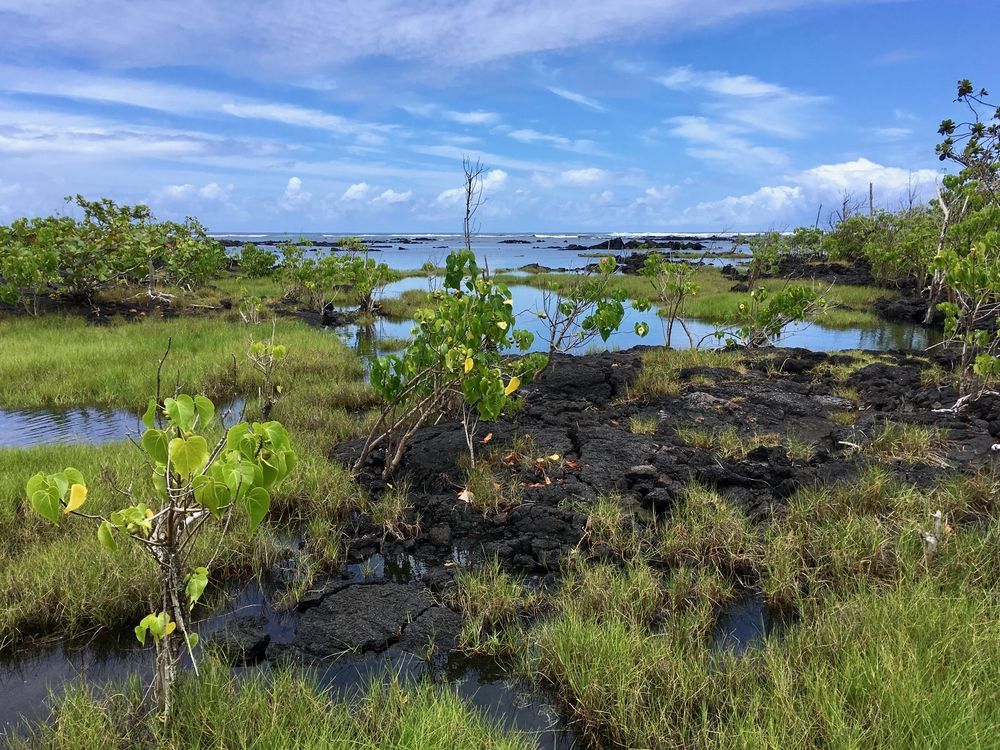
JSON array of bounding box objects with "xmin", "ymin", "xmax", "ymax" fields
[
  {"xmin": 355, "ymin": 249, "xmax": 545, "ymax": 479},
  {"xmin": 640, "ymin": 253, "xmax": 698, "ymax": 348},
  {"xmin": 26, "ymin": 384, "xmax": 296, "ymax": 724},
  {"xmin": 714, "ymin": 285, "xmax": 824, "ymax": 349},
  {"xmin": 537, "ymin": 256, "xmax": 648, "ymax": 361}
]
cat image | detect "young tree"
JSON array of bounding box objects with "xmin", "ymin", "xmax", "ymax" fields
[
  {"xmin": 26, "ymin": 371, "xmax": 296, "ymax": 723},
  {"xmin": 641, "ymin": 252, "xmax": 698, "ymax": 348}
]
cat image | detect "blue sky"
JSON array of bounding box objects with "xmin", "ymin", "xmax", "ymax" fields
[{"xmin": 0, "ymin": 0, "xmax": 996, "ymax": 232}]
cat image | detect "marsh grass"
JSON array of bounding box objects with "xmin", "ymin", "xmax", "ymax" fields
[
  {"xmin": 660, "ymin": 484, "xmax": 762, "ymax": 580},
  {"xmin": 449, "ymin": 557, "xmax": 538, "ymax": 654},
  {"xmin": 370, "ymin": 481, "xmax": 419, "ymax": 540},
  {"xmin": 530, "ymin": 580, "xmax": 1000, "ymax": 750},
  {"xmin": 5, "ymin": 659, "xmax": 534, "ymax": 750},
  {"xmin": 863, "ymin": 420, "xmax": 951, "ymax": 466},
  {"xmin": 630, "ymin": 348, "xmax": 744, "ymax": 400}
]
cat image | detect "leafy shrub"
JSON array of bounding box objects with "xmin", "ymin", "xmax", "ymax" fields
[{"xmin": 239, "ymin": 242, "xmax": 278, "ymax": 278}]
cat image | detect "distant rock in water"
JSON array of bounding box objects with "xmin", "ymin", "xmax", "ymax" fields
[{"xmin": 499, "ymin": 239, "xmax": 531, "ymax": 244}]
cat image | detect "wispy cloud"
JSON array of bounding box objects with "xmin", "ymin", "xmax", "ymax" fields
[
  {"xmin": 547, "ymin": 86, "xmax": 605, "ymax": 112},
  {"xmin": 0, "ymin": 1, "xmax": 856, "ymax": 76},
  {"xmin": 656, "ymin": 65, "xmax": 827, "ymax": 139},
  {"xmin": 666, "ymin": 115, "xmax": 789, "ymax": 170},
  {"xmin": 507, "ymin": 128, "xmax": 600, "ymax": 154}
]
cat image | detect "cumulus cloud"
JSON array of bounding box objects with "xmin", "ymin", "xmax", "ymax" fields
[
  {"xmin": 280, "ymin": 176, "xmax": 312, "ymax": 210},
  {"xmin": 341, "ymin": 181, "xmax": 373, "ymax": 201},
  {"xmin": 796, "ymin": 158, "xmax": 938, "ymax": 194},
  {"xmin": 372, "ymin": 188, "xmax": 413, "ymax": 205},
  {"xmin": 435, "ymin": 168, "xmax": 507, "ymax": 205}
]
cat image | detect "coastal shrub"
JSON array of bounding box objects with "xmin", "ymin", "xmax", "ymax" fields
[
  {"xmin": 355, "ymin": 248, "xmax": 545, "ymax": 478},
  {"xmin": 0, "ymin": 215, "xmax": 68, "ymax": 314},
  {"xmin": 334, "ymin": 236, "xmax": 392, "ymax": 314},
  {"xmin": 25, "ymin": 389, "xmax": 296, "ymax": 724},
  {"xmin": 238, "ymin": 242, "xmax": 278, "ymax": 278}
]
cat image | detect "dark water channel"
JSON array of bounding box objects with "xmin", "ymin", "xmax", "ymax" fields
[{"xmin": 0, "ymin": 548, "xmax": 577, "ymax": 749}]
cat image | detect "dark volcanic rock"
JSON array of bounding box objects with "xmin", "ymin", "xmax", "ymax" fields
[
  {"xmin": 212, "ymin": 616, "xmax": 271, "ymax": 665},
  {"xmin": 289, "ymin": 582, "xmax": 442, "ymax": 657}
]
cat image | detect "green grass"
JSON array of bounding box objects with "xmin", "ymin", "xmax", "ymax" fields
[
  {"xmin": 499, "ymin": 267, "xmax": 894, "ymax": 327},
  {"xmin": 629, "ymin": 348, "xmax": 745, "ymax": 399},
  {"xmin": 628, "ymin": 415, "xmax": 659, "ymax": 435},
  {"xmin": 6, "ymin": 660, "xmax": 534, "ymax": 750},
  {"xmin": 449, "ymin": 557, "xmax": 538, "ymax": 655},
  {"xmin": 529, "ymin": 579, "xmax": 1000, "ymax": 750},
  {"xmin": 862, "ymin": 421, "xmax": 951, "ymax": 466},
  {"xmin": 0, "ymin": 313, "xmax": 374, "ymax": 646}
]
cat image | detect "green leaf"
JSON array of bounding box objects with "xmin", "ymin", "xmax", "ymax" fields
[
  {"xmin": 245, "ymin": 486, "xmax": 270, "ymax": 533},
  {"xmin": 63, "ymin": 467, "xmax": 85, "ymax": 487},
  {"xmin": 194, "ymin": 395, "xmax": 215, "ymax": 427},
  {"xmin": 192, "ymin": 475, "xmax": 223, "ymax": 514},
  {"xmin": 142, "ymin": 398, "xmax": 157, "ymax": 430},
  {"xmin": 164, "ymin": 394, "xmax": 196, "ymax": 432},
  {"xmin": 168, "ymin": 435, "xmax": 210, "ymax": 478},
  {"xmin": 30, "ymin": 486, "xmax": 61, "ymax": 525},
  {"xmin": 141, "ymin": 429, "xmax": 169, "ymax": 465},
  {"xmin": 97, "ymin": 521, "xmax": 118, "ymax": 551},
  {"xmin": 186, "ymin": 632, "xmax": 200, "ymax": 650},
  {"xmin": 185, "ymin": 566, "xmax": 209, "ymax": 609}
]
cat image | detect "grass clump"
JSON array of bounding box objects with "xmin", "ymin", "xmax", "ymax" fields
[
  {"xmin": 660, "ymin": 484, "xmax": 761, "ymax": 581},
  {"xmin": 628, "ymin": 415, "xmax": 659, "ymax": 435},
  {"xmin": 630, "ymin": 347, "xmax": 744, "ymax": 400},
  {"xmin": 6, "ymin": 660, "xmax": 534, "ymax": 750},
  {"xmin": 449, "ymin": 557, "xmax": 538, "ymax": 655},
  {"xmin": 862, "ymin": 420, "xmax": 951, "ymax": 466}
]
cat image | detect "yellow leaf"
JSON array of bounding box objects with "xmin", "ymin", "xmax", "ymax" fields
[
  {"xmin": 64, "ymin": 484, "xmax": 87, "ymax": 514},
  {"xmin": 164, "ymin": 621, "xmax": 177, "ymax": 636},
  {"xmin": 145, "ymin": 507, "xmax": 155, "ymax": 518},
  {"xmin": 464, "ymin": 357, "xmax": 474, "ymax": 374},
  {"xmin": 548, "ymin": 454, "xmax": 561, "ymax": 462},
  {"xmin": 496, "ymin": 321, "xmax": 508, "ymax": 331},
  {"xmin": 503, "ymin": 376, "xmax": 521, "ymax": 396}
]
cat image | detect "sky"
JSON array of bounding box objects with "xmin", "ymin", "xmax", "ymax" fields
[{"xmin": 0, "ymin": 0, "xmax": 996, "ymax": 233}]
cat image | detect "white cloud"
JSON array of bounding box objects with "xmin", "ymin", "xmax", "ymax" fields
[
  {"xmin": 0, "ymin": 66, "xmax": 397, "ymax": 143},
  {"xmin": 280, "ymin": 177, "xmax": 312, "ymax": 210},
  {"xmin": 341, "ymin": 181, "xmax": 373, "ymax": 201},
  {"xmin": 872, "ymin": 127, "xmax": 912, "ymax": 141},
  {"xmin": 560, "ymin": 167, "xmax": 606, "ymax": 185},
  {"xmin": 507, "ymin": 128, "xmax": 598, "ymax": 154},
  {"xmin": 0, "ymin": 1, "xmax": 854, "ymax": 75},
  {"xmin": 547, "ymin": 86, "xmax": 605, "ymax": 112},
  {"xmin": 198, "ymin": 182, "xmax": 232, "ymax": 200},
  {"xmin": 435, "ymin": 168, "xmax": 507, "ymax": 205},
  {"xmin": 656, "ymin": 65, "xmax": 826, "ymax": 139},
  {"xmin": 683, "ymin": 185, "xmax": 803, "ymax": 226},
  {"xmin": 372, "ymin": 188, "xmax": 412, "ymax": 205},
  {"xmin": 666, "ymin": 115, "xmax": 789, "ymax": 169},
  {"xmin": 442, "ymin": 110, "xmax": 500, "ymax": 126},
  {"xmin": 796, "ymin": 158, "xmax": 938, "ymax": 194}
]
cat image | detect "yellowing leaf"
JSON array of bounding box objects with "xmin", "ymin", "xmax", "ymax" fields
[
  {"xmin": 464, "ymin": 357, "xmax": 474, "ymax": 374},
  {"xmin": 164, "ymin": 620, "xmax": 177, "ymax": 636},
  {"xmin": 496, "ymin": 321, "xmax": 508, "ymax": 331},
  {"xmin": 503, "ymin": 376, "xmax": 521, "ymax": 396},
  {"xmin": 64, "ymin": 484, "xmax": 87, "ymax": 514},
  {"xmin": 548, "ymin": 454, "xmax": 561, "ymax": 462}
]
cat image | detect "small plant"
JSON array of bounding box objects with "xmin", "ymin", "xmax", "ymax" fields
[
  {"xmin": 247, "ymin": 325, "xmax": 288, "ymax": 419},
  {"xmin": 25, "ymin": 386, "xmax": 296, "ymax": 723},
  {"xmin": 237, "ymin": 289, "xmax": 266, "ymax": 325},
  {"xmin": 356, "ymin": 248, "xmax": 545, "ymax": 479},
  {"xmin": 536, "ymin": 256, "xmax": 649, "ymax": 362},
  {"xmin": 640, "ymin": 252, "xmax": 699, "ymax": 348},
  {"xmin": 370, "ymin": 481, "xmax": 418, "ymax": 540},
  {"xmin": 714, "ymin": 285, "xmax": 825, "ymax": 349},
  {"xmin": 628, "ymin": 415, "xmax": 659, "ymax": 435},
  {"xmin": 861, "ymin": 421, "xmax": 951, "ymax": 466}
]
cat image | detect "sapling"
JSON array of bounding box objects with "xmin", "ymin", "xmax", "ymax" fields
[
  {"xmin": 640, "ymin": 252, "xmax": 698, "ymax": 348},
  {"xmin": 536, "ymin": 256, "xmax": 650, "ymax": 363},
  {"xmin": 247, "ymin": 323, "xmax": 288, "ymax": 419},
  {"xmin": 713, "ymin": 285, "xmax": 825, "ymax": 349},
  {"xmin": 26, "ymin": 385, "xmax": 296, "ymax": 724}
]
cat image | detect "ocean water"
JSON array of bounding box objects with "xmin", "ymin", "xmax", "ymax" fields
[{"xmin": 211, "ymin": 232, "xmax": 746, "ymax": 271}]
